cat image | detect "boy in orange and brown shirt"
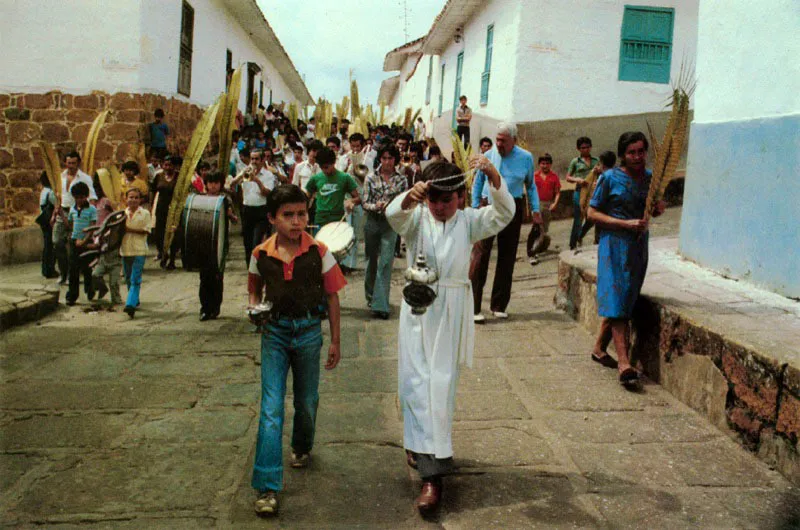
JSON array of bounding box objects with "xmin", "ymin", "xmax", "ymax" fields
[
  {"xmin": 247, "ymin": 184, "xmax": 346, "ymax": 517},
  {"xmin": 526, "ymin": 153, "xmax": 561, "ymax": 264}
]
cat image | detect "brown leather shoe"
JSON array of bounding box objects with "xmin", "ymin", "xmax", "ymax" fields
[
  {"xmin": 406, "ymin": 450, "xmax": 418, "ymax": 469},
  {"xmin": 415, "ymin": 481, "xmax": 441, "ymax": 516}
]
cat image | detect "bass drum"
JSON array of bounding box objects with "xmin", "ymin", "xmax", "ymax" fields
[
  {"xmin": 315, "ymin": 221, "xmax": 355, "ymax": 262},
  {"xmin": 182, "ymin": 194, "xmax": 229, "ymax": 272}
]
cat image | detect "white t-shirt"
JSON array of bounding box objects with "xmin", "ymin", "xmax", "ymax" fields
[
  {"xmin": 292, "ymin": 160, "xmax": 320, "ymax": 190},
  {"xmin": 241, "ymin": 168, "xmax": 276, "ymax": 207},
  {"xmin": 60, "ymin": 170, "xmax": 97, "ymax": 207}
]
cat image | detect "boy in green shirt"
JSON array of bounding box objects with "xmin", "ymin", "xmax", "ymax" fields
[{"xmin": 304, "ymin": 147, "xmax": 360, "ymax": 228}]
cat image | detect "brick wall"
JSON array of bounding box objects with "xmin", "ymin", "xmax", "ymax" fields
[{"xmin": 0, "ymin": 91, "xmax": 205, "ymax": 229}]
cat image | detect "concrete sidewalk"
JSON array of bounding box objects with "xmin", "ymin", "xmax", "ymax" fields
[
  {"xmin": 2, "ymin": 209, "xmax": 799, "ymax": 528},
  {"xmin": 0, "ymin": 261, "xmax": 60, "ymax": 331}
]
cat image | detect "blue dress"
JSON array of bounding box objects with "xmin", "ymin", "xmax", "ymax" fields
[{"xmin": 589, "ymin": 167, "xmax": 651, "ymax": 319}]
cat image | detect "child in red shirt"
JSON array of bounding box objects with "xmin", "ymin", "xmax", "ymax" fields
[{"xmin": 527, "ymin": 153, "xmax": 560, "ymax": 264}]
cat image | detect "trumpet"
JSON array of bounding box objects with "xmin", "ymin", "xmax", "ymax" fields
[{"xmin": 401, "ymin": 154, "xmax": 413, "ymax": 168}]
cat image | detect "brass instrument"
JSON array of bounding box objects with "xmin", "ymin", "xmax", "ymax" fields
[
  {"xmin": 400, "ymin": 154, "xmax": 413, "ymax": 168},
  {"xmin": 349, "ymin": 151, "xmax": 369, "ymax": 182}
]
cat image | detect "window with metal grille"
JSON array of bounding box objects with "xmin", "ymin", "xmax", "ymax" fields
[
  {"xmin": 480, "ymin": 24, "xmax": 493, "ymax": 105},
  {"xmin": 425, "ymin": 57, "xmax": 433, "ymax": 105},
  {"xmin": 178, "ymin": 1, "xmax": 194, "ymax": 96},
  {"xmin": 618, "ymin": 6, "xmax": 674, "ymax": 84},
  {"xmin": 438, "ymin": 63, "xmax": 445, "ymax": 117}
]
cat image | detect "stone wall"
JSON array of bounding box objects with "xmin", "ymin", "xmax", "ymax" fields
[{"xmin": 0, "ymin": 91, "xmax": 205, "ymax": 229}]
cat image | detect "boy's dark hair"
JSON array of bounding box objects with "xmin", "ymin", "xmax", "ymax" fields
[
  {"xmin": 92, "ymin": 174, "xmax": 105, "ymax": 199},
  {"xmin": 154, "ymin": 108, "xmax": 165, "ymax": 118},
  {"xmin": 39, "ymin": 171, "xmax": 50, "ymax": 188},
  {"xmin": 70, "ymin": 181, "xmax": 90, "ymax": 198},
  {"xmin": 196, "ymin": 161, "xmax": 211, "ymax": 172},
  {"xmin": 428, "ymin": 145, "xmax": 442, "ymax": 157},
  {"xmin": 479, "ymin": 137, "xmax": 492, "ymax": 148},
  {"xmin": 239, "ymin": 148, "xmax": 250, "ymax": 158},
  {"xmin": 598, "ymin": 150, "xmax": 617, "ymax": 168},
  {"xmin": 576, "ymin": 136, "xmax": 592, "ymax": 148},
  {"xmin": 307, "ymin": 140, "xmax": 324, "ymax": 154},
  {"xmin": 399, "ymin": 133, "xmax": 413, "ymax": 143},
  {"xmin": 422, "ymin": 161, "xmax": 465, "ymax": 202},
  {"xmin": 267, "ymin": 184, "xmax": 308, "ymax": 217},
  {"xmin": 316, "ymin": 147, "xmax": 337, "ymax": 166},
  {"xmin": 165, "ymin": 154, "xmax": 182, "ymax": 166},
  {"xmin": 232, "ymin": 130, "xmax": 240, "ymax": 140},
  {"xmin": 204, "ymin": 171, "xmax": 224, "ymax": 184},
  {"xmin": 349, "ymin": 132, "xmax": 365, "ymax": 144},
  {"xmin": 125, "ymin": 187, "xmax": 142, "ymax": 198},
  {"xmin": 121, "ymin": 160, "xmax": 140, "ymax": 174},
  {"xmin": 65, "ymin": 151, "xmax": 81, "ymax": 162},
  {"xmin": 326, "ymin": 136, "xmax": 341, "ymax": 148},
  {"xmin": 538, "ymin": 153, "xmax": 553, "ymax": 164},
  {"xmin": 291, "ymin": 143, "xmax": 304, "ymax": 153},
  {"xmin": 377, "ymin": 143, "xmax": 400, "ymax": 164},
  {"xmin": 617, "ymin": 131, "xmax": 649, "ymax": 159}
]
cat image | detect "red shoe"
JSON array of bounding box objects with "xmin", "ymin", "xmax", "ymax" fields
[{"xmin": 415, "ymin": 480, "xmax": 441, "ymax": 516}]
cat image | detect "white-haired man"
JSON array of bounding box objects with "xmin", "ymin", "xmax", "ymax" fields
[{"xmin": 469, "ymin": 123, "xmax": 542, "ymax": 321}]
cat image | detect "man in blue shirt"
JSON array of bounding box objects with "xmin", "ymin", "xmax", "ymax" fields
[
  {"xmin": 469, "ymin": 123, "xmax": 542, "ymax": 322},
  {"xmin": 148, "ymin": 108, "xmax": 169, "ymax": 158}
]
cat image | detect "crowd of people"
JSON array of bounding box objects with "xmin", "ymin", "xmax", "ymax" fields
[{"xmin": 36, "ymin": 101, "xmax": 665, "ymax": 519}]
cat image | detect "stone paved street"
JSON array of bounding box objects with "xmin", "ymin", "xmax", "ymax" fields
[{"xmin": 2, "ymin": 209, "xmax": 799, "ymax": 529}]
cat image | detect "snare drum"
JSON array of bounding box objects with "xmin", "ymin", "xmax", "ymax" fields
[
  {"xmin": 315, "ymin": 221, "xmax": 355, "ymax": 262},
  {"xmin": 182, "ymin": 194, "xmax": 229, "ymax": 272}
]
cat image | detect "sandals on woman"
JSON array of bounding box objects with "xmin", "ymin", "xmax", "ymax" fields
[
  {"xmin": 619, "ymin": 368, "xmax": 640, "ymax": 388},
  {"xmin": 591, "ymin": 352, "xmax": 618, "ymax": 368}
]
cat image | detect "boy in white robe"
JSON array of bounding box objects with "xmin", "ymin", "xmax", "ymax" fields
[{"xmin": 386, "ymin": 157, "xmax": 514, "ymax": 515}]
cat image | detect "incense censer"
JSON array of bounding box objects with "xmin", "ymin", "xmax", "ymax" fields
[{"xmin": 402, "ymin": 252, "xmax": 438, "ymax": 315}]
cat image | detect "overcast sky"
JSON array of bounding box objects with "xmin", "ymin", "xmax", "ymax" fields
[{"xmin": 257, "ymin": 0, "xmax": 446, "ymax": 106}]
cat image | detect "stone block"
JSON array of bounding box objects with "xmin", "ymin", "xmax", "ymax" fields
[
  {"xmin": 31, "ymin": 109, "xmax": 66, "ymax": 122},
  {"xmin": 455, "ymin": 391, "xmax": 531, "ymax": 421},
  {"xmin": 659, "ymin": 351, "xmax": 729, "ymax": 431},
  {"xmin": 73, "ymin": 94, "xmax": 98, "ymax": 109},
  {"xmin": 59, "ymin": 93, "xmax": 73, "ymax": 108},
  {"xmin": 0, "ymin": 94, "xmax": 10, "ymax": 107},
  {"xmin": 0, "ymin": 171, "xmax": 7, "ymax": 186},
  {"xmin": 115, "ymin": 142, "xmax": 139, "ymax": 162},
  {"xmin": 8, "ymin": 121, "xmax": 41, "ymax": 143},
  {"xmin": 0, "ymin": 125, "xmax": 6, "ymax": 146},
  {"xmin": 105, "ymin": 122, "xmax": 141, "ymax": 142},
  {"xmin": 122, "ymin": 409, "xmax": 254, "ymax": 444},
  {"xmin": 12, "ymin": 189, "xmax": 37, "ymax": 213},
  {"xmin": 9, "ymin": 170, "xmax": 39, "ymax": 188},
  {"xmin": 12, "ymin": 147, "xmax": 33, "ymax": 168},
  {"xmin": 22, "ymin": 93, "xmax": 53, "ymax": 109},
  {"xmin": 1, "ymin": 413, "xmax": 131, "ymax": 450},
  {"xmin": 42, "ymin": 122, "xmax": 70, "ymax": 142},
  {"xmin": 4, "ymin": 107, "xmax": 31, "ymax": 121},
  {"xmin": 0, "ymin": 149, "xmax": 11, "ymax": 169},
  {"xmin": 65, "ymin": 108, "xmax": 98, "ymax": 123},
  {"xmin": 453, "ymin": 422, "xmax": 553, "ymax": 467},
  {"xmin": 93, "ymin": 141, "xmax": 113, "ymax": 161},
  {"xmin": 317, "ymin": 358, "xmax": 397, "ymax": 394},
  {"xmin": 115, "ymin": 109, "xmax": 147, "ymax": 123},
  {"xmin": 108, "ymin": 92, "xmax": 140, "ymax": 110},
  {"xmin": 729, "ymin": 405, "xmax": 763, "ymax": 446},
  {"xmin": 758, "ymin": 428, "xmax": 800, "ymax": 486},
  {"xmin": 777, "ymin": 391, "xmax": 800, "ymax": 440},
  {"xmin": 314, "ymin": 393, "xmax": 402, "ymax": 443},
  {"xmin": 665, "ymin": 438, "xmax": 777, "ymax": 487},
  {"xmin": 70, "ymin": 123, "xmax": 93, "ymax": 142},
  {"xmin": 721, "ymin": 348, "xmax": 780, "ymax": 422}
]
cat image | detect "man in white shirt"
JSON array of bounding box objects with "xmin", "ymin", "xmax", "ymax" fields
[
  {"xmin": 233, "ymin": 149, "xmax": 277, "ymax": 266},
  {"xmin": 52, "ymin": 151, "xmax": 97, "ymax": 284}
]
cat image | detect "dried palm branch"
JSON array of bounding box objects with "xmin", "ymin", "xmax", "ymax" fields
[
  {"xmin": 136, "ymin": 143, "xmax": 149, "ymax": 180},
  {"xmin": 38, "ymin": 141, "xmax": 62, "ymax": 203},
  {"xmin": 217, "ymin": 65, "xmax": 243, "ymax": 165},
  {"xmin": 83, "ymin": 110, "xmax": 109, "ymax": 177},
  {"xmin": 350, "ymin": 79, "xmax": 361, "ymax": 119},
  {"xmin": 288, "ymin": 101, "xmax": 299, "ymax": 131},
  {"xmin": 644, "ymin": 64, "xmax": 695, "ymax": 222},
  {"xmin": 97, "ymin": 167, "xmax": 120, "ymax": 209},
  {"xmin": 450, "ymin": 129, "xmax": 474, "ymax": 198},
  {"xmin": 378, "ymin": 99, "xmax": 387, "ymax": 125},
  {"xmin": 402, "ymin": 108, "xmax": 413, "ymax": 132},
  {"xmin": 163, "ymin": 97, "xmax": 222, "ymax": 253}
]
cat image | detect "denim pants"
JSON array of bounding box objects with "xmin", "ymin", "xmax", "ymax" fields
[
  {"xmin": 569, "ymin": 191, "xmax": 582, "ymax": 249},
  {"xmin": 363, "ymin": 214, "xmax": 397, "ymax": 313},
  {"xmin": 252, "ymin": 317, "xmax": 323, "ymax": 493},
  {"xmin": 123, "ymin": 255, "xmax": 145, "ymax": 308}
]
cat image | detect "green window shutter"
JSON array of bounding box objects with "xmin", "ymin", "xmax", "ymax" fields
[
  {"xmin": 481, "ymin": 24, "xmax": 493, "ymax": 105},
  {"xmin": 618, "ymin": 6, "xmax": 674, "ymax": 84}
]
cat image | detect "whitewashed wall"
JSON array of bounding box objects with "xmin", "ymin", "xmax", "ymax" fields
[
  {"xmin": 0, "ymin": 0, "xmax": 300, "ymax": 112},
  {"xmin": 0, "ymin": 0, "xmax": 143, "ymax": 94},
  {"xmin": 512, "ymin": 0, "xmax": 698, "ymax": 122}
]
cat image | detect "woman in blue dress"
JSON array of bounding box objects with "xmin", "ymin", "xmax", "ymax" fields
[{"xmin": 587, "ymin": 131, "xmax": 665, "ymax": 387}]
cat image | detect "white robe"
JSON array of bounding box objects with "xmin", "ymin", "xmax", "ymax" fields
[{"xmin": 386, "ymin": 178, "xmax": 515, "ymax": 458}]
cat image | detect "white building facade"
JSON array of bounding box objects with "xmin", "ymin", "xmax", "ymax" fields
[
  {"xmin": 380, "ymin": 0, "xmax": 698, "ymax": 174},
  {"xmin": 679, "ymin": 0, "xmax": 800, "ymax": 298}
]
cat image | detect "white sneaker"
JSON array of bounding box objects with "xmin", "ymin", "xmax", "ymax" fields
[
  {"xmin": 254, "ymin": 490, "xmax": 278, "ymax": 515},
  {"xmin": 492, "ymin": 311, "xmax": 509, "ymax": 319},
  {"xmin": 473, "ymin": 313, "xmax": 486, "ymax": 323}
]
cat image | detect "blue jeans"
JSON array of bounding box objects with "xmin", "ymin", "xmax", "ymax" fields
[
  {"xmin": 569, "ymin": 191, "xmax": 582, "ymax": 249},
  {"xmin": 363, "ymin": 214, "xmax": 397, "ymax": 313},
  {"xmin": 123, "ymin": 255, "xmax": 145, "ymax": 308},
  {"xmin": 252, "ymin": 317, "xmax": 323, "ymax": 493}
]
